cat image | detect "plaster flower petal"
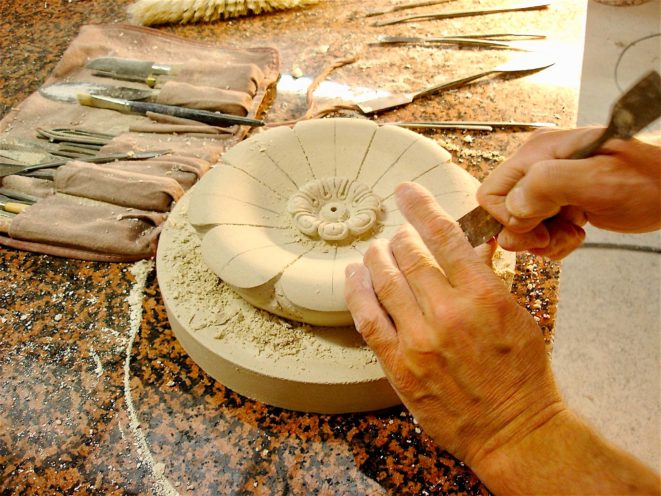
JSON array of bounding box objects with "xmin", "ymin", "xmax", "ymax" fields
[
  {"xmin": 224, "ymin": 125, "xmax": 314, "ymax": 191},
  {"xmin": 293, "ymin": 119, "xmax": 339, "ymax": 179},
  {"xmin": 433, "ymin": 190, "xmax": 476, "ymax": 219},
  {"xmin": 279, "ymin": 246, "xmax": 364, "ymax": 313},
  {"xmin": 333, "ymin": 119, "xmax": 379, "ymax": 178},
  {"xmin": 379, "ymin": 199, "xmax": 407, "ymax": 228},
  {"xmin": 370, "ymin": 136, "xmax": 452, "ymax": 197},
  {"xmin": 200, "ymin": 224, "xmax": 304, "ymax": 289},
  {"xmin": 188, "ymin": 192, "xmax": 282, "ymax": 229},
  {"xmin": 355, "ymin": 124, "xmax": 420, "ymax": 187},
  {"xmin": 190, "ymin": 162, "xmax": 285, "ymax": 213}
]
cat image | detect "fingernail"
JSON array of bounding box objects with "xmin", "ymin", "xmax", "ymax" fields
[{"xmin": 505, "ymin": 186, "xmax": 529, "ymax": 217}]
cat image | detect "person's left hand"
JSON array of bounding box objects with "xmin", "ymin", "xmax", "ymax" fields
[{"xmin": 344, "ymin": 182, "xmax": 565, "ymax": 469}]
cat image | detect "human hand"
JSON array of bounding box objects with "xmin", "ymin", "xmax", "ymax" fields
[
  {"xmin": 477, "ymin": 127, "xmax": 661, "ymax": 259},
  {"xmin": 344, "ymin": 181, "xmax": 565, "ymax": 469}
]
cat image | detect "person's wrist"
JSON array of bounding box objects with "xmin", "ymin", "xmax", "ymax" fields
[{"xmin": 467, "ymin": 402, "xmax": 571, "ymax": 493}]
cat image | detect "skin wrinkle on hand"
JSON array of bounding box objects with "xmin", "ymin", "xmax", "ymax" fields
[{"xmin": 343, "ymin": 129, "xmax": 661, "ymax": 492}]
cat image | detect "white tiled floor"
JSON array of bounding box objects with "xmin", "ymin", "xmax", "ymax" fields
[{"xmin": 550, "ymin": 0, "xmax": 661, "ymax": 472}]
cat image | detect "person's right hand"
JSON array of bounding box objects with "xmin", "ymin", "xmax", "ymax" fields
[{"xmin": 477, "ymin": 128, "xmax": 661, "ymax": 259}]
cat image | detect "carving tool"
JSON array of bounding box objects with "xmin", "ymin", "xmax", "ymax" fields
[
  {"xmin": 39, "ymin": 83, "xmax": 264, "ymax": 127},
  {"xmin": 84, "ymin": 57, "xmax": 261, "ymax": 93},
  {"xmin": 0, "ymin": 189, "xmax": 39, "ymax": 204},
  {"xmin": 373, "ymin": 33, "xmax": 546, "ymax": 49},
  {"xmin": 357, "ymin": 55, "xmax": 554, "ymax": 114},
  {"xmin": 40, "ymin": 83, "xmax": 263, "ymax": 127},
  {"xmin": 36, "ymin": 127, "xmax": 116, "ymax": 146},
  {"xmin": 86, "ymin": 57, "xmax": 172, "ymax": 83},
  {"xmin": 457, "ymin": 70, "xmax": 661, "ymax": 247},
  {"xmin": 373, "ymin": 1, "xmax": 550, "ymax": 26},
  {"xmin": 365, "ymin": 0, "xmax": 457, "ymax": 17},
  {"xmin": 0, "ymin": 150, "xmax": 170, "ymax": 178},
  {"xmin": 0, "ymin": 195, "xmax": 30, "ymax": 214},
  {"xmin": 76, "ymin": 94, "xmax": 263, "ymax": 128},
  {"xmin": 40, "ymin": 82, "xmax": 155, "ymax": 103}
]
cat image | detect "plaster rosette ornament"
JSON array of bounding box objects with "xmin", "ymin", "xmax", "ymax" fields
[{"xmin": 188, "ymin": 118, "xmax": 514, "ymax": 326}]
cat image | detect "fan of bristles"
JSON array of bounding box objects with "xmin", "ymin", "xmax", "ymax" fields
[{"xmin": 128, "ymin": 0, "xmax": 320, "ymax": 25}]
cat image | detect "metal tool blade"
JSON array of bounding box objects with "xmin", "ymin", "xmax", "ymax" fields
[
  {"xmin": 357, "ymin": 56, "xmax": 554, "ymax": 114},
  {"xmin": 457, "ymin": 70, "xmax": 661, "ymax": 247},
  {"xmin": 0, "ymin": 150, "xmax": 170, "ymax": 178},
  {"xmin": 457, "ymin": 206, "xmax": 504, "ymax": 248},
  {"xmin": 40, "ymin": 82, "xmax": 155, "ymax": 103}
]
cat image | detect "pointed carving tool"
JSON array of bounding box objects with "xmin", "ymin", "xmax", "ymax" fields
[
  {"xmin": 76, "ymin": 94, "xmax": 263, "ymax": 128},
  {"xmin": 457, "ymin": 70, "xmax": 661, "ymax": 247},
  {"xmin": 373, "ymin": 1, "xmax": 550, "ymax": 26},
  {"xmin": 40, "ymin": 83, "xmax": 263, "ymax": 127},
  {"xmin": 357, "ymin": 55, "xmax": 554, "ymax": 114}
]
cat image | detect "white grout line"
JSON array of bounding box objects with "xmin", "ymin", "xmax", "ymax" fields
[
  {"xmin": 123, "ymin": 260, "xmax": 180, "ymax": 496},
  {"xmin": 90, "ymin": 348, "xmax": 104, "ymax": 378}
]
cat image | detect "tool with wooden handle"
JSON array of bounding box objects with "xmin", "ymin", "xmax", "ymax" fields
[
  {"xmin": 0, "ymin": 195, "xmax": 30, "ymax": 214},
  {"xmin": 457, "ymin": 70, "xmax": 661, "ymax": 247},
  {"xmin": 76, "ymin": 94, "xmax": 263, "ymax": 128}
]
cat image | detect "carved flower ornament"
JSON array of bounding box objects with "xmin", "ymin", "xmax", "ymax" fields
[{"xmin": 188, "ymin": 118, "xmax": 492, "ymax": 327}]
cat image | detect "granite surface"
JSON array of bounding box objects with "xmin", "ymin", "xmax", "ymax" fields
[{"xmin": 0, "ymin": 0, "xmax": 585, "ymax": 493}]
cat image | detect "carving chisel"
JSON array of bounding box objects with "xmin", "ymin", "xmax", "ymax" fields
[
  {"xmin": 457, "ymin": 70, "xmax": 661, "ymax": 247},
  {"xmin": 76, "ymin": 94, "xmax": 263, "ymax": 128}
]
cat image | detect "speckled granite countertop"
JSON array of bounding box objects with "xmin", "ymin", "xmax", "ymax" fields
[{"xmin": 0, "ymin": 1, "xmax": 585, "ymax": 493}]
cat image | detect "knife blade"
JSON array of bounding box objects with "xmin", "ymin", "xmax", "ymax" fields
[
  {"xmin": 76, "ymin": 94, "xmax": 264, "ymax": 128},
  {"xmin": 458, "ymin": 70, "xmax": 661, "ymax": 247}
]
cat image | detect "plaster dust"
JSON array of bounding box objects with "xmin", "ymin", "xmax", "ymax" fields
[
  {"xmin": 124, "ymin": 260, "xmax": 180, "ymax": 496},
  {"xmin": 157, "ymin": 194, "xmax": 398, "ymax": 413}
]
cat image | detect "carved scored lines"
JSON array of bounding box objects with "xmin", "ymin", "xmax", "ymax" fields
[{"xmin": 189, "ymin": 118, "xmax": 483, "ymax": 324}]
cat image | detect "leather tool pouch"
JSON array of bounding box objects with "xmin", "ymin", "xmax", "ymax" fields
[{"xmin": 0, "ymin": 23, "xmax": 279, "ymax": 261}]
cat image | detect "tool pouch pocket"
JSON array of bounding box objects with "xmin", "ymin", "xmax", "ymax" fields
[{"xmin": 0, "ymin": 23, "xmax": 279, "ymax": 261}]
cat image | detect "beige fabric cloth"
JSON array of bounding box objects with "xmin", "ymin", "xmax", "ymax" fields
[
  {"xmin": 8, "ymin": 195, "xmax": 165, "ymax": 258},
  {"xmin": 156, "ymin": 81, "xmax": 253, "ymax": 116},
  {"xmin": 54, "ymin": 162, "xmax": 185, "ymax": 212}
]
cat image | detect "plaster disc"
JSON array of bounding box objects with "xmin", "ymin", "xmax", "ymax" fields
[{"xmin": 157, "ymin": 194, "xmax": 400, "ymax": 413}]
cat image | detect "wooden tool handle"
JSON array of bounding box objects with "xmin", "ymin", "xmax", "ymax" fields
[
  {"xmin": 3, "ymin": 202, "xmax": 29, "ymax": 214},
  {"xmin": 127, "ymin": 100, "xmax": 264, "ymax": 127}
]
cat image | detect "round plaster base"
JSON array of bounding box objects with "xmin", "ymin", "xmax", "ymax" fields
[{"xmin": 156, "ymin": 192, "xmax": 400, "ymax": 413}]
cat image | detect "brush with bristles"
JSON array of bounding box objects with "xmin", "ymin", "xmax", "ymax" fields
[{"xmin": 128, "ymin": 0, "xmax": 321, "ymax": 26}]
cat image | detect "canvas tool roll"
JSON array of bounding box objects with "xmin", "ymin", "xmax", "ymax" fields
[{"xmin": 0, "ymin": 23, "xmax": 280, "ymax": 261}]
